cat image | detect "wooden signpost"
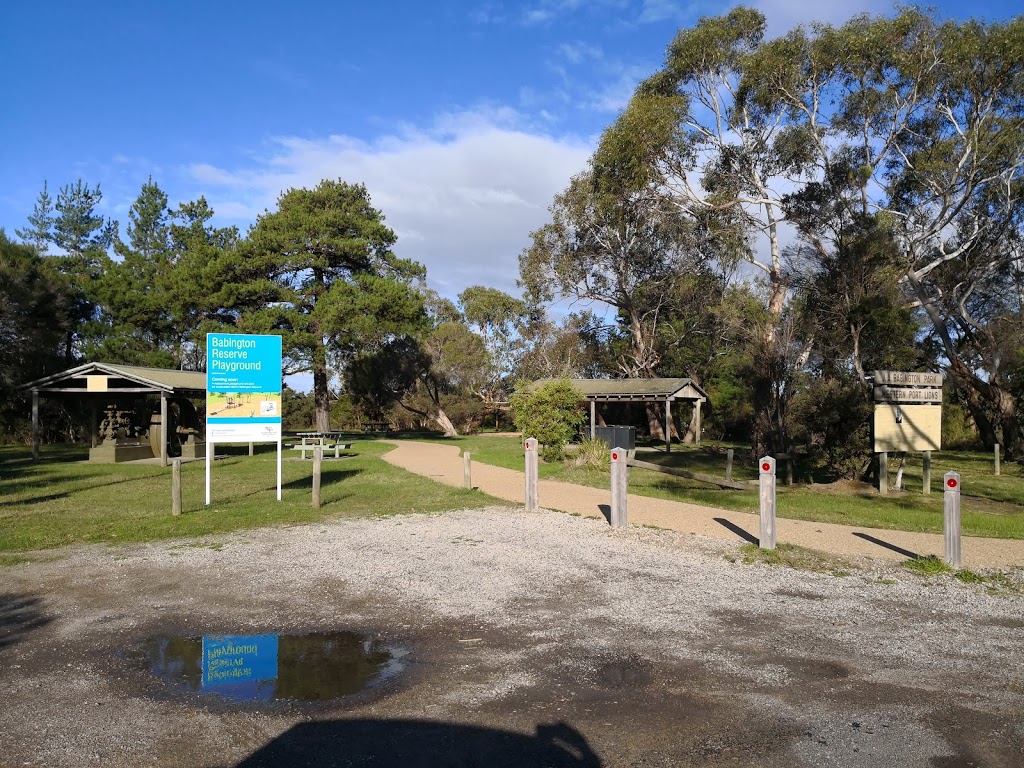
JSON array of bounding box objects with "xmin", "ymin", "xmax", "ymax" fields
[
  {"xmin": 610, "ymin": 447, "xmax": 628, "ymax": 529},
  {"xmin": 524, "ymin": 438, "xmax": 539, "ymax": 512},
  {"xmin": 944, "ymin": 471, "xmax": 961, "ymax": 569},
  {"xmin": 872, "ymin": 371, "xmax": 943, "ymax": 494},
  {"xmin": 759, "ymin": 456, "xmax": 777, "ymax": 550}
]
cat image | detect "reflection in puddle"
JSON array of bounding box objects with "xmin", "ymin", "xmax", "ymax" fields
[{"xmin": 139, "ymin": 631, "xmax": 405, "ymax": 703}]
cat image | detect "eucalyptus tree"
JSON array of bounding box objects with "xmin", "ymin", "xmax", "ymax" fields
[
  {"xmin": 457, "ymin": 285, "xmax": 526, "ymax": 404},
  {"xmin": 233, "ymin": 179, "xmax": 425, "ymax": 431},
  {"xmin": 520, "ymin": 162, "xmax": 726, "ymax": 440},
  {"xmin": 345, "ymin": 316, "xmax": 488, "ymax": 437},
  {"xmin": 603, "ymin": 6, "xmax": 1024, "ymax": 454}
]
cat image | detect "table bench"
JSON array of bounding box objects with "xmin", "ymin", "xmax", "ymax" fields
[{"xmin": 286, "ymin": 434, "xmax": 352, "ymax": 459}]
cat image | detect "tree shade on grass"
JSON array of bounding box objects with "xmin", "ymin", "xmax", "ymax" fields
[{"xmin": 0, "ymin": 442, "xmax": 495, "ymax": 554}]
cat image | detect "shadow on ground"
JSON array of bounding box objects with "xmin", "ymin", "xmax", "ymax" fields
[
  {"xmin": 852, "ymin": 531, "xmax": 920, "ymax": 559},
  {"xmin": 0, "ymin": 593, "xmax": 51, "ymax": 652},
  {"xmin": 230, "ymin": 719, "xmax": 601, "ymax": 767},
  {"xmin": 713, "ymin": 517, "xmax": 759, "ymax": 545}
]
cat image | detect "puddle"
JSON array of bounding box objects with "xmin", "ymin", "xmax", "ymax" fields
[{"xmin": 137, "ymin": 631, "xmax": 406, "ymax": 703}]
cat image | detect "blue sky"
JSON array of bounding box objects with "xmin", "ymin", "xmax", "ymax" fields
[{"xmin": 3, "ymin": 0, "xmax": 1021, "ymax": 301}]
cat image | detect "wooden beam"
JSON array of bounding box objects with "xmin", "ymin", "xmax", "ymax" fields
[
  {"xmin": 626, "ymin": 457, "xmax": 748, "ymax": 490},
  {"xmin": 34, "ymin": 387, "xmax": 172, "ymax": 394}
]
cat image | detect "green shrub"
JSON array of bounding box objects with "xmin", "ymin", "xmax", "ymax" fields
[
  {"xmin": 510, "ymin": 380, "xmax": 585, "ymax": 461},
  {"xmin": 573, "ymin": 438, "xmax": 611, "ymax": 469}
]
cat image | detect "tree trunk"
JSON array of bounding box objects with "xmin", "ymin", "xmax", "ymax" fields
[
  {"xmin": 683, "ymin": 403, "xmax": 699, "ymax": 444},
  {"xmin": 644, "ymin": 403, "xmax": 680, "ymax": 443},
  {"xmin": 432, "ymin": 408, "xmax": 458, "ymax": 438},
  {"xmin": 313, "ymin": 362, "xmax": 331, "ymax": 433}
]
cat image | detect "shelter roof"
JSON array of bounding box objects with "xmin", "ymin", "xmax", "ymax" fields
[
  {"xmin": 20, "ymin": 362, "xmax": 206, "ymax": 396},
  {"xmin": 534, "ymin": 378, "xmax": 707, "ymax": 402}
]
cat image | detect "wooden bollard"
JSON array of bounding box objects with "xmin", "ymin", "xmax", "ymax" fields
[
  {"xmin": 994, "ymin": 444, "xmax": 1001, "ymax": 476},
  {"xmin": 725, "ymin": 448, "xmax": 734, "ymax": 482},
  {"xmin": 923, "ymin": 451, "xmax": 931, "ymax": 495},
  {"xmin": 944, "ymin": 471, "xmax": 961, "ymax": 569},
  {"xmin": 464, "ymin": 451, "xmax": 472, "ymax": 489},
  {"xmin": 524, "ymin": 438, "xmax": 539, "ymax": 512},
  {"xmin": 759, "ymin": 456, "xmax": 777, "ymax": 550},
  {"xmin": 610, "ymin": 447, "xmax": 627, "ymax": 529},
  {"xmin": 171, "ymin": 459, "xmax": 182, "ymax": 516},
  {"xmin": 312, "ymin": 446, "xmax": 322, "ymax": 509},
  {"xmin": 879, "ymin": 451, "xmax": 888, "ymax": 496}
]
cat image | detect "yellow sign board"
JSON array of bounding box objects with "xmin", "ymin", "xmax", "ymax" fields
[
  {"xmin": 86, "ymin": 375, "xmax": 109, "ymax": 392},
  {"xmin": 873, "ymin": 403, "xmax": 942, "ymax": 452}
]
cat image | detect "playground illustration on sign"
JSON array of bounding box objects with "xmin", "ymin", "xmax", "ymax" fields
[{"xmin": 207, "ymin": 391, "xmax": 282, "ymax": 419}]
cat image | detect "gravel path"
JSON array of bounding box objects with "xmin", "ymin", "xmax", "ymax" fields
[
  {"xmin": 382, "ymin": 439, "xmax": 1024, "ymax": 568},
  {"xmin": 1, "ymin": 505, "xmax": 1022, "ymax": 767}
]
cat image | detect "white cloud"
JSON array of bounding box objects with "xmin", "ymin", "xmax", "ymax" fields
[
  {"xmin": 187, "ymin": 109, "xmax": 594, "ymax": 299},
  {"xmin": 747, "ymin": 0, "xmax": 889, "ymax": 33},
  {"xmin": 638, "ymin": 0, "xmax": 685, "ymax": 23}
]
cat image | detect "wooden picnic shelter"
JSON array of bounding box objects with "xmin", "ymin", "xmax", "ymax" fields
[
  {"xmin": 20, "ymin": 362, "xmax": 206, "ymax": 465},
  {"xmin": 553, "ymin": 378, "xmax": 709, "ymax": 451}
]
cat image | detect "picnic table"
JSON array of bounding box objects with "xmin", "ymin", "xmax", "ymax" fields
[{"xmin": 288, "ymin": 432, "xmax": 352, "ymax": 459}]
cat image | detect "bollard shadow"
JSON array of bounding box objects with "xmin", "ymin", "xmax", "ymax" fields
[
  {"xmin": 231, "ymin": 719, "xmax": 602, "ymax": 768},
  {"xmin": 0, "ymin": 593, "xmax": 51, "ymax": 652},
  {"xmin": 851, "ymin": 532, "xmax": 921, "ymax": 560},
  {"xmin": 713, "ymin": 517, "xmax": 759, "ymax": 546},
  {"xmin": 282, "ymin": 468, "xmax": 362, "ymax": 490},
  {"xmin": 597, "ymin": 504, "xmax": 612, "ymax": 524}
]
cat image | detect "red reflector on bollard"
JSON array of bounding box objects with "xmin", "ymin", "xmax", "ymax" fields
[
  {"xmin": 761, "ymin": 463, "xmax": 771, "ymax": 472},
  {"xmin": 612, "ymin": 452, "xmax": 619, "ymax": 461},
  {"xmin": 947, "ymin": 478, "xmax": 958, "ymax": 489}
]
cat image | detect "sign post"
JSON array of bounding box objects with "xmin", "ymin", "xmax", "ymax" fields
[
  {"xmin": 944, "ymin": 472, "xmax": 961, "ymax": 569},
  {"xmin": 524, "ymin": 438, "xmax": 539, "ymax": 512},
  {"xmin": 610, "ymin": 447, "xmax": 627, "ymax": 529},
  {"xmin": 205, "ymin": 333, "xmax": 283, "ymax": 505},
  {"xmin": 759, "ymin": 456, "xmax": 777, "ymax": 550}
]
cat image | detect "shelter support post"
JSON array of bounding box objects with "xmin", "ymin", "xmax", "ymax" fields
[
  {"xmin": 590, "ymin": 401, "xmax": 596, "ymax": 440},
  {"xmin": 160, "ymin": 392, "xmax": 168, "ymax": 467},
  {"xmin": 32, "ymin": 391, "xmax": 39, "ymax": 462},
  {"xmin": 90, "ymin": 402, "xmax": 97, "ymax": 448},
  {"xmin": 665, "ymin": 399, "xmax": 671, "ymax": 453},
  {"xmin": 695, "ymin": 399, "xmax": 702, "ymax": 447}
]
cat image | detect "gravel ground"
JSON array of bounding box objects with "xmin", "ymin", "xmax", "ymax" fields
[{"xmin": 1, "ymin": 506, "xmax": 1023, "ymax": 767}]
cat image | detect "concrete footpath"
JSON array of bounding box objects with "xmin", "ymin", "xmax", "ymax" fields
[{"xmin": 382, "ymin": 440, "xmax": 1024, "ymax": 569}]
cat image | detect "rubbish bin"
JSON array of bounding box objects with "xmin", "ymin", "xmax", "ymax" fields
[{"xmin": 594, "ymin": 426, "xmax": 636, "ymax": 451}]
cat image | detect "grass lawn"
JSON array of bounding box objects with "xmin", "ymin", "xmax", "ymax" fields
[
  {"xmin": 417, "ymin": 434, "xmax": 1024, "ymax": 540},
  {"xmin": 0, "ymin": 440, "xmax": 494, "ymax": 554}
]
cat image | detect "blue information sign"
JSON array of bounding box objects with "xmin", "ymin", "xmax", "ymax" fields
[
  {"xmin": 201, "ymin": 634, "xmax": 279, "ymax": 689},
  {"xmin": 206, "ymin": 333, "xmax": 282, "ymax": 441}
]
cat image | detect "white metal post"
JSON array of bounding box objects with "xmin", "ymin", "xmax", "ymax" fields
[
  {"xmin": 277, "ymin": 438, "xmax": 282, "ymax": 502},
  {"xmin": 759, "ymin": 456, "xmax": 777, "ymax": 550},
  {"xmin": 205, "ymin": 439, "xmax": 212, "ymax": 506},
  {"xmin": 944, "ymin": 471, "xmax": 961, "ymax": 569},
  {"xmin": 610, "ymin": 447, "xmax": 628, "ymax": 528}
]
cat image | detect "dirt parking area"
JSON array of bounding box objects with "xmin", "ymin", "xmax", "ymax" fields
[{"xmin": 1, "ymin": 506, "xmax": 1022, "ymax": 767}]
